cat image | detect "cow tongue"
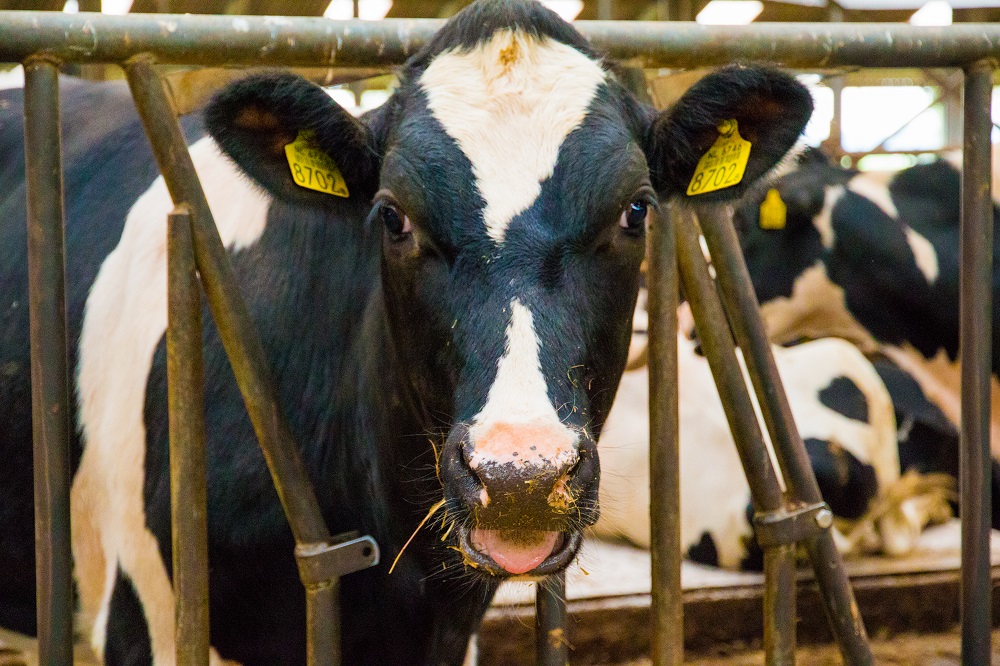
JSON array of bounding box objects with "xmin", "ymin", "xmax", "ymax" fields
[{"xmin": 471, "ymin": 529, "xmax": 559, "ymax": 575}]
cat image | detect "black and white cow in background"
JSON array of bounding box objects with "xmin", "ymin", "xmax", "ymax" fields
[
  {"xmin": 0, "ymin": 1, "xmax": 813, "ymax": 663},
  {"xmin": 733, "ymin": 147, "xmax": 1000, "ymax": 529},
  {"xmin": 593, "ymin": 299, "xmax": 954, "ymax": 570}
]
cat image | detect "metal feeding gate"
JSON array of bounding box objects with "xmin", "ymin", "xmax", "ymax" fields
[{"xmin": 2, "ymin": 12, "xmax": 999, "ymax": 666}]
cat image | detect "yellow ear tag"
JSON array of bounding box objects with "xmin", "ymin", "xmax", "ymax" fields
[
  {"xmin": 759, "ymin": 188, "xmax": 787, "ymax": 229},
  {"xmin": 284, "ymin": 130, "xmax": 349, "ymax": 197},
  {"xmin": 686, "ymin": 119, "xmax": 752, "ymax": 196}
]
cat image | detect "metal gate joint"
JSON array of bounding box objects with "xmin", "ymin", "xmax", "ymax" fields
[
  {"xmin": 753, "ymin": 501, "xmax": 832, "ymax": 549},
  {"xmin": 295, "ymin": 532, "xmax": 380, "ymax": 587}
]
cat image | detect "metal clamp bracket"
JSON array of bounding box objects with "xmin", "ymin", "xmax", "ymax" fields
[
  {"xmin": 295, "ymin": 531, "xmax": 380, "ymax": 587},
  {"xmin": 753, "ymin": 502, "xmax": 833, "ymax": 549}
]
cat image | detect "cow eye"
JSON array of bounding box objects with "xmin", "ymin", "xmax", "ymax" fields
[
  {"xmin": 379, "ymin": 202, "xmax": 411, "ymax": 239},
  {"xmin": 620, "ymin": 199, "xmax": 649, "ymax": 234}
]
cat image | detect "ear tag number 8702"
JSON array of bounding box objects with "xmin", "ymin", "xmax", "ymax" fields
[
  {"xmin": 285, "ymin": 130, "xmax": 350, "ymax": 198},
  {"xmin": 686, "ymin": 119, "xmax": 752, "ymax": 196}
]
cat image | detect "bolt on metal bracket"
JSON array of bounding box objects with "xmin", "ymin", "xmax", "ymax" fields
[
  {"xmin": 295, "ymin": 531, "xmax": 380, "ymax": 588},
  {"xmin": 753, "ymin": 502, "xmax": 833, "ymax": 550}
]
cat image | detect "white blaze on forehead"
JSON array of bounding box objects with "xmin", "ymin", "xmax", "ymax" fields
[
  {"xmin": 420, "ymin": 29, "xmax": 607, "ymax": 243},
  {"xmin": 469, "ymin": 299, "xmax": 578, "ymax": 469},
  {"xmin": 904, "ymin": 226, "xmax": 939, "ymax": 284}
]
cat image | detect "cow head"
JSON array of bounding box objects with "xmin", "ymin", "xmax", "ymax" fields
[{"xmin": 206, "ymin": 0, "xmax": 812, "ymax": 578}]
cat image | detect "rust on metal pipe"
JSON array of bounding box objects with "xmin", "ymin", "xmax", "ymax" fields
[
  {"xmin": 960, "ymin": 59, "xmax": 995, "ymax": 666},
  {"xmin": 167, "ymin": 204, "xmax": 210, "ymax": 666},
  {"xmin": 23, "ymin": 56, "xmax": 74, "ymax": 666},
  {"xmin": 647, "ymin": 202, "xmax": 682, "ymax": 666}
]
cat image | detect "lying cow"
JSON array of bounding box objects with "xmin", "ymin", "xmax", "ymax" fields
[
  {"xmin": 0, "ymin": 0, "xmax": 813, "ymax": 663},
  {"xmin": 734, "ymin": 149, "xmax": 1000, "ymax": 447},
  {"xmin": 733, "ymin": 148, "xmax": 1000, "ymax": 524},
  {"xmin": 594, "ymin": 314, "xmax": 953, "ymax": 569}
]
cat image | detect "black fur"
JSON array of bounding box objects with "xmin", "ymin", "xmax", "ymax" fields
[
  {"xmin": 735, "ymin": 150, "xmax": 1000, "ymax": 372},
  {"xmin": 818, "ymin": 375, "xmax": 869, "ymax": 423},
  {"xmin": 803, "ymin": 437, "xmax": 878, "ymax": 521},
  {"xmin": 105, "ymin": 570, "xmax": 152, "ymax": 666},
  {"xmin": 686, "ymin": 531, "xmax": 720, "ymax": 567}
]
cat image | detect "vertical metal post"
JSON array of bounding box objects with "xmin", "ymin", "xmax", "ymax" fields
[
  {"xmin": 697, "ymin": 205, "xmax": 872, "ymax": 665},
  {"xmin": 763, "ymin": 545, "xmax": 797, "ymax": 666},
  {"xmin": 536, "ymin": 572, "xmax": 568, "ymax": 665},
  {"xmin": 23, "ymin": 57, "xmax": 74, "ymax": 666},
  {"xmin": 674, "ymin": 208, "xmax": 796, "ymax": 666},
  {"xmin": 960, "ymin": 59, "xmax": 994, "ymax": 666},
  {"xmin": 167, "ymin": 205, "xmax": 211, "ymax": 666},
  {"xmin": 124, "ymin": 56, "xmax": 338, "ymax": 666},
  {"xmin": 648, "ymin": 203, "xmax": 682, "ymax": 666}
]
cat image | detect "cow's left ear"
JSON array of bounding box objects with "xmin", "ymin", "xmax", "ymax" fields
[
  {"xmin": 205, "ymin": 73, "xmax": 379, "ymax": 204},
  {"xmin": 646, "ymin": 65, "xmax": 812, "ymax": 202}
]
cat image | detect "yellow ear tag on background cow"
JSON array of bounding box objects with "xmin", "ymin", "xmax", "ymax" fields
[
  {"xmin": 759, "ymin": 188, "xmax": 787, "ymax": 229},
  {"xmin": 686, "ymin": 119, "xmax": 752, "ymax": 196},
  {"xmin": 284, "ymin": 130, "xmax": 349, "ymax": 197}
]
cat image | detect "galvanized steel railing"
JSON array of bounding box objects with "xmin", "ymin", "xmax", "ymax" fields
[{"xmin": 6, "ymin": 11, "xmax": 998, "ymax": 666}]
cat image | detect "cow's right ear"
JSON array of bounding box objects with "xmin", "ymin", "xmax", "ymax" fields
[
  {"xmin": 646, "ymin": 65, "xmax": 813, "ymax": 202},
  {"xmin": 205, "ymin": 73, "xmax": 380, "ymax": 204}
]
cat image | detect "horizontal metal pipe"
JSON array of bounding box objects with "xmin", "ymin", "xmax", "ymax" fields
[
  {"xmin": 166, "ymin": 205, "xmax": 210, "ymax": 666},
  {"xmin": 23, "ymin": 57, "xmax": 74, "ymax": 666},
  {"xmin": 3, "ymin": 12, "xmax": 1000, "ymax": 67}
]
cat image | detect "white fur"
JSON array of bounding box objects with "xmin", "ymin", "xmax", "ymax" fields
[
  {"xmin": 904, "ymin": 226, "xmax": 940, "ymax": 285},
  {"xmin": 420, "ymin": 30, "xmax": 606, "ymax": 244},
  {"xmin": 759, "ymin": 262, "xmax": 878, "ymax": 353},
  {"xmin": 848, "ymin": 173, "xmax": 899, "ymax": 218},
  {"xmin": 812, "ymin": 185, "xmax": 845, "ymax": 250},
  {"xmin": 594, "ymin": 329, "xmax": 903, "ymax": 567},
  {"xmin": 72, "ymin": 136, "xmax": 268, "ymax": 664},
  {"xmin": 468, "ymin": 299, "xmax": 578, "ymax": 469}
]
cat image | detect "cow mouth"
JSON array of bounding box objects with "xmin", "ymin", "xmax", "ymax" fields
[{"xmin": 458, "ymin": 527, "xmax": 581, "ymax": 577}]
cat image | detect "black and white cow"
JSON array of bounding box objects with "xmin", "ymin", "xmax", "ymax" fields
[
  {"xmin": 733, "ymin": 147, "xmax": 1000, "ymax": 528},
  {"xmin": 592, "ymin": 306, "xmax": 956, "ymax": 570},
  {"xmin": 0, "ymin": 1, "xmax": 813, "ymax": 663}
]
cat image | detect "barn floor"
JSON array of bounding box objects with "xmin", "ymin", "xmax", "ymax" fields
[{"xmin": 620, "ymin": 627, "xmax": 1000, "ymax": 665}]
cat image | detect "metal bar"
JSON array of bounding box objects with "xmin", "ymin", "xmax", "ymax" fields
[
  {"xmin": 674, "ymin": 206, "xmax": 797, "ymax": 665},
  {"xmin": 166, "ymin": 205, "xmax": 210, "ymax": 666},
  {"xmin": 3, "ymin": 14, "xmax": 1000, "ymax": 67},
  {"xmin": 763, "ymin": 545, "xmax": 797, "ymax": 666},
  {"xmin": 124, "ymin": 56, "xmax": 338, "ymax": 666},
  {"xmin": 648, "ymin": 202, "xmax": 682, "ymax": 666},
  {"xmin": 696, "ymin": 205, "xmax": 873, "ymax": 665},
  {"xmin": 23, "ymin": 57, "xmax": 73, "ymax": 666},
  {"xmin": 960, "ymin": 59, "xmax": 994, "ymax": 666},
  {"xmin": 536, "ymin": 572, "xmax": 568, "ymax": 665},
  {"xmin": 675, "ymin": 210, "xmax": 785, "ymax": 510}
]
